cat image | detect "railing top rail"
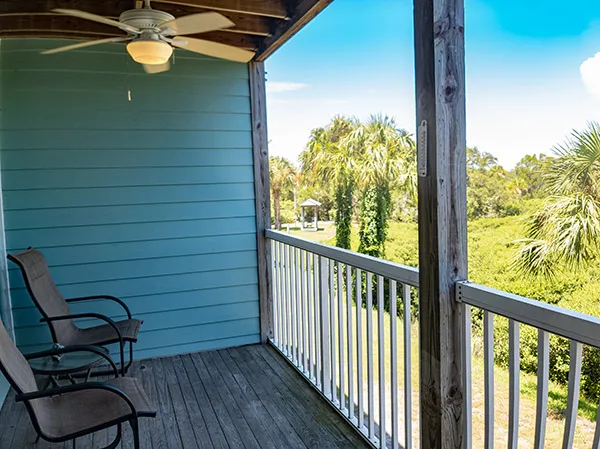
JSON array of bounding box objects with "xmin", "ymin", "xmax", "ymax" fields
[
  {"xmin": 458, "ymin": 281, "xmax": 600, "ymax": 348},
  {"xmin": 266, "ymin": 229, "xmax": 420, "ymax": 287}
]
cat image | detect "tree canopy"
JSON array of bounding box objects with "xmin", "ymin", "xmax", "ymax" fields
[
  {"xmin": 513, "ymin": 122, "xmax": 600, "ymax": 277},
  {"xmin": 270, "ymin": 116, "xmax": 600, "ymax": 281},
  {"xmin": 269, "ymin": 156, "xmax": 296, "ymax": 230},
  {"xmin": 300, "ymin": 115, "xmax": 416, "ymax": 257}
]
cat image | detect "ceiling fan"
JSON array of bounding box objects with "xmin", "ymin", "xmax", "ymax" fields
[{"xmin": 41, "ymin": 0, "xmax": 255, "ymax": 74}]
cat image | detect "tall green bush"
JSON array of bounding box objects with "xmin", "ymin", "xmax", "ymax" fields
[
  {"xmin": 335, "ymin": 178, "xmax": 354, "ymax": 250},
  {"xmin": 358, "ymin": 186, "xmax": 390, "ymax": 258}
]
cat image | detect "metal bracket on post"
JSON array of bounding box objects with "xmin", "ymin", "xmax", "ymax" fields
[
  {"xmin": 456, "ymin": 280, "xmax": 467, "ymax": 303},
  {"xmin": 418, "ymin": 120, "xmax": 428, "ymax": 177}
]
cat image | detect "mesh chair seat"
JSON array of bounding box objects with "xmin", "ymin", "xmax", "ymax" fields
[
  {"xmin": 0, "ymin": 318, "xmax": 156, "ymax": 447},
  {"xmin": 64, "ymin": 318, "xmax": 142, "ymax": 347},
  {"xmin": 8, "ymin": 248, "xmax": 143, "ymax": 374},
  {"xmin": 36, "ymin": 377, "xmax": 153, "ymax": 440}
]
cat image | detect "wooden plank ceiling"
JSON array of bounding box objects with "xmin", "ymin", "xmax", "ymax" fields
[{"xmin": 0, "ymin": 0, "xmax": 334, "ymax": 61}]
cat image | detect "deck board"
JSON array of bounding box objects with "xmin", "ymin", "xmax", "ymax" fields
[{"xmin": 0, "ymin": 344, "xmax": 370, "ymax": 448}]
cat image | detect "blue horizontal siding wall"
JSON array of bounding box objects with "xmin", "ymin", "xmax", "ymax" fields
[{"xmin": 0, "ymin": 39, "xmax": 260, "ymax": 358}]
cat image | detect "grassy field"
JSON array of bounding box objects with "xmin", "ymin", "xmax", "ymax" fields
[{"xmin": 278, "ymin": 216, "xmax": 600, "ymax": 448}]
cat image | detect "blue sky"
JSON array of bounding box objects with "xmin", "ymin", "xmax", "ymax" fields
[{"xmin": 265, "ymin": 0, "xmax": 600, "ymax": 169}]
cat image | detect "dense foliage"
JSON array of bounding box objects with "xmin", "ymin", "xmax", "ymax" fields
[
  {"xmin": 301, "ymin": 116, "xmax": 358, "ymax": 248},
  {"xmin": 514, "ymin": 122, "xmax": 600, "ymax": 278},
  {"xmin": 271, "ymin": 118, "xmax": 554, "ymax": 235},
  {"xmin": 358, "ymin": 186, "xmax": 389, "ymax": 256},
  {"xmin": 334, "ymin": 177, "xmax": 353, "ymax": 249},
  {"xmin": 270, "ymin": 118, "xmax": 600, "ymax": 400},
  {"xmin": 350, "ymin": 217, "xmax": 600, "ymax": 401},
  {"xmin": 269, "ymin": 156, "xmax": 296, "ymax": 230},
  {"xmin": 467, "ymin": 147, "xmax": 520, "ymax": 218},
  {"xmin": 300, "ymin": 115, "xmax": 415, "ymax": 256}
]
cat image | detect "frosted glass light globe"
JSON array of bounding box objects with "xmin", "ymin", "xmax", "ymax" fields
[{"xmin": 127, "ymin": 40, "xmax": 172, "ymax": 65}]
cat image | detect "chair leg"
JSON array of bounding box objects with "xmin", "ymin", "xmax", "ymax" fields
[
  {"xmin": 120, "ymin": 341, "xmax": 134, "ymax": 375},
  {"xmin": 120, "ymin": 341, "xmax": 126, "ymax": 376},
  {"xmin": 104, "ymin": 424, "xmax": 122, "ymax": 449},
  {"xmin": 116, "ymin": 341, "xmax": 136, "ymax": 375},
  {"xmin": 75, "ymin": 341, "xmax": 134, "ymax": 378},
  {"xmin": 130, "ymin": 418, "xmax": 140, "ymax": 449}
]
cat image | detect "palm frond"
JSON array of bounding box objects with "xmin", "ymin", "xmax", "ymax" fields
[
  {"xmin": 513, "ymin": 193, "xmax": 600, "ymax": 277},
  {"xmin": 547, "ymin": 121, "xmax": 600, "ymax": 196}
]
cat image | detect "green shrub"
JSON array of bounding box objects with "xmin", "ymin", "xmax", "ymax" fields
[
  {"xmin": 278, "ymin": 200, "xmax": 296, "ymax": 225},
  {"xmin": 329, "ymin": 211, "xmax": 600, "ymax": 401},
  {"xmin": 582, "ymin": 347, "xmax": 600, "ymax": 400},
  {"xmin": 499, "ymin": 202, "xmax": 521, "ymax": 217}
]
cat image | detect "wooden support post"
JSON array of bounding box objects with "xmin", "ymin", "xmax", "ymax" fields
[
  {"xmin": 249, "ymin": 61, "xmax": 273, "ymax": 343},
  {"xmin": 414, "ymin": 0, "xmax": 468, "ymax": 447}
]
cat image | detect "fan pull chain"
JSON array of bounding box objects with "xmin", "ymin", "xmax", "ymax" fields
[{"xmin": 125, "ymin": 55, "xmax": 133, "ymax": 102}]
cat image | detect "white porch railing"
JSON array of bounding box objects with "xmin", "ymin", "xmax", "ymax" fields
[
  {"xmin": 457, "ymin": 282, "xmax": 600, "ymax": 449},
  {"xmin": 266, "ymin": 230, "xmax": 600, "ymax": 449},
  {"xmin": 267, "ymin": 229, "xmax": 419, "ymax": 449}
]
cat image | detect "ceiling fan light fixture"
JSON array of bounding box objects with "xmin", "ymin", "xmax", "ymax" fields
[{"xmin": 127, "ymin": 39, "xmax": 172, "ymax": 65}]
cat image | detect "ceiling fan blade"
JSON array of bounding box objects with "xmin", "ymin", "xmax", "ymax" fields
[
  {"xmin": 143, "ymin": 61, "xmax": 171, "ymax": 74},
  {"xmin": 161, "ymin": 12, "xmax": 234, "ymax": 36},
  {"xmin": 52, "ymin": 9, "xmax": 141, "ymax": 34},
  {"xmin": 171, "ymin": 38, "xmax": 254, "ymax": 63},
  {"xmin": 41, "ymin": 37, "xmax": 130, "ymax": 55}
]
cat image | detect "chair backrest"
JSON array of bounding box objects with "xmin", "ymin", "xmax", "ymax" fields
[
  {"xmin": 7, "ymin": 249, "xmax": 77, "ymax": 344},
  {"xmin": 0, "ymin": 318, "xmax": 55, "ymax": 439},
  {"xmin": 0, "ymin": 317, "xmax": 37, "ymax": 395}
]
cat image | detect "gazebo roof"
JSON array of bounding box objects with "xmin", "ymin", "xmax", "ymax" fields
[{"xmin": 300, "ymin": 198, "xmax": 321, "ymax": 207}]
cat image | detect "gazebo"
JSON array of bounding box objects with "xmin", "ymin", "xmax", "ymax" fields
[{"xmin": 299, "ymin": 198, "xmax": 321, "ymax": 231}]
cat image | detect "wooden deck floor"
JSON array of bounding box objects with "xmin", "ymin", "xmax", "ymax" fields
[{"xmin": 0, "ymin": 344, "xmax": 370, "ymax": 449}]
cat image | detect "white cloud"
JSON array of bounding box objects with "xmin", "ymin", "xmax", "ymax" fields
[
  {"xmin": 581, "ymin": 52, "xmax": 600, "ymax": 99},
  {"xmin": 266, "ymin": 81, "xmax": 309, "ymax": 94}
]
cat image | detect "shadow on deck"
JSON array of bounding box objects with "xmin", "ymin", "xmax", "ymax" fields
[{"xmin": 0, "ymin": 344, "xmax": 370, "ymax": 448}]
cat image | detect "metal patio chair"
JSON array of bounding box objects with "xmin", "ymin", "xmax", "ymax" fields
[
  {"xmin": 0, "ymin": 319, "xmax": 156, "ymax": 448},
  {"xmin": 8, "ymin": 248, "xmax": 143, "ymax": 375}
]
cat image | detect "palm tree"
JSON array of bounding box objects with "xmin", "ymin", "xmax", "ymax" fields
[
  {"xmin": 513, "ymin": 122, "xmax": 600, "ymax": 277},
  {"xmin": 343, "ymin": 115, "xmax": 416, "ymax": 257},
  {"xmin": 349, "ymin": 115, "xmax": 416, "ymax": 190},
  {"xmin": 270, "ymin": 156, "xmax": 296, "ymax": 230},
  {"xmin": 301, "ymin": 116, "xmax": 358, "ymax": 185},
  {"xmin": 301, "ymin": 116, "xmax": 359, "ymax": 249},
  {"xmin": 300, "ymin": 115, "xmax": 415, "ymax": 253}
]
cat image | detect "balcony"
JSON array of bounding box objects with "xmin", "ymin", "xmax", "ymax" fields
[
  {"xmin": 2, "ymin": 230, "xmax": 600, "ymax": 448},
  {"xmin": 0, "ymin": 344, "xmax": 370, "ymax": 448},
  {"xmin": 266, "ymin": 230, "xmax": 600, "ymax": 449}
]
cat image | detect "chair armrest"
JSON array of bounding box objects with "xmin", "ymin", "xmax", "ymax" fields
[
  {"xmin": 41, "ymin": 313, "xmax": 124, "ymax": 347},
  {"xmin": 65, "ymin": 295, "xmax": 132, "ymax": 319},
  {"xmin": 15, "ymin": 382, "xmax": 138, "ymax": 416},
  {"xmin": 24, "ymin": 345, "xmax": 119, "ymax": 378}
]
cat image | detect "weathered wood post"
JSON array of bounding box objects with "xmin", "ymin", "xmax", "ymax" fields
[
  {"xmin": 413, "ymin": 0, "xmax": 468, "ymax": 447},
  {"xmin": 249, "ymin": 61, "xmax": 273, "ymax": 343}
]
